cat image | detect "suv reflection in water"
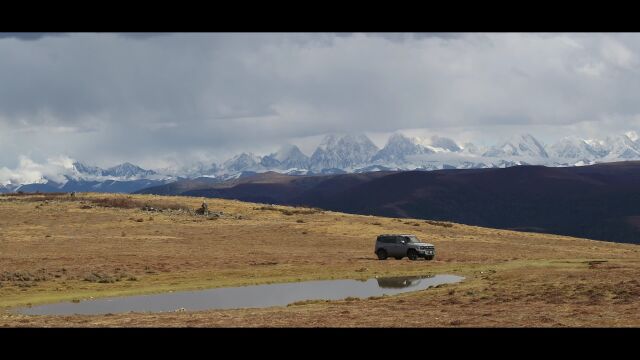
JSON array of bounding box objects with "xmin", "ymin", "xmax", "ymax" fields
[{"xmin": 376, "ymin": 275, "xmax": 433, "ymax": 289}]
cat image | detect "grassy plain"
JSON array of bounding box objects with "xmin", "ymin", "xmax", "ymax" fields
[{"xmin": 1, "ymin": 193, "xmax": 639, "ymax": 327}]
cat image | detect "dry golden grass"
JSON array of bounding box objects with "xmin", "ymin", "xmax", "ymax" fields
[{"xmin": 0, "ymin": 192, "xmax": 639, "ymax": 327}]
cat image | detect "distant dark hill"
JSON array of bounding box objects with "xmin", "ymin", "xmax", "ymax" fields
[
  {"xmin": 135, "ymin": 162, "xmax": 640, "ymax": 244},
  {"xmin": 17, "ymin": 179, "xmax": 170, "ymax": 194},
  {"xmin": 17, "ymin": 182, "xmax": 63, "ymax": 193},
  {"xmin": 61, "ymin": 179, "xmax": 170, "ymax": 193},
  {"xmin": 303, "ymin": 165, "xmax": 640, "ymax": 244},
  {"xmin": 180, "ymin": 172, "xmax": 390, "ymax": 203},
  {"xmin": 139, "ymin": 171, "xmax": 393, "ymax": 204},
  {"xmin": 135, "ymin": 177, "xmax": 223, "ymax": 196}
]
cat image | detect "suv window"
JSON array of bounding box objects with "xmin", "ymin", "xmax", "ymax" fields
[
  {"xmin": 404, "ymin": 235, "xmax": 420, "ymax": 243},
  {"xmin": 378, "ymin": 236, "xmax": 394, "ymax": 244}
]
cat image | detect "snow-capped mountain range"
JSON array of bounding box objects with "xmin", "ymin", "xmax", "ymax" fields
[
  {"xmin": 159, "ymin": 131, "xmax": 640, "ymax": 175},
  {"xmin": 71, "ymin": 162, "xmax": 158, "ymax": 179},
  {"xmin": 2, "ymin": 131, "xmax": 640, "ymax": 193},
  {"xmin": 309, "ymin": 133, "xmax": 379, "ymax": 171}
]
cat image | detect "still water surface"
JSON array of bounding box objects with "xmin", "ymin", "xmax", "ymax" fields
[{"xmin": 17, "ymin": 274, "xmax": 464, "ymax": 315}]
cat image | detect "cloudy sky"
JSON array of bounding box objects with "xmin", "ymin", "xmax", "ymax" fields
[{"xmin": 2, "ymin": 32, "xmax": 640, "ymax": 172}]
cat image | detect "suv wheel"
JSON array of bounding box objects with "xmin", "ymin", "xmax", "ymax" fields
[
  {"xmin": 407, "ymin": 249, "xmax": 418, "ymax": 261},
  {"xmin": 376, "ymin": 249, "xmax": 388, "ymax": 260}
]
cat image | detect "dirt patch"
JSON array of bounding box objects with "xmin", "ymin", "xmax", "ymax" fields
[
  {"xmin": 424, "ymin": 220, "xmax": 455, "ymax": 228},
  {"xmin": 254, "ymin": 205, "xmax": 323, "ymax": 216},
  {"xmin": 83, "ymin": 272, "xmax": 137, "ymax": 284}
]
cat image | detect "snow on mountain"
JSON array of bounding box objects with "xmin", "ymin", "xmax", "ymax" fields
[
  {"xmin": 426, "ymin": 135, "xmax": 462, "ymax": 152},
  {"xmin": 157, "ymin": 161, "xmax": 219, "ymax": 179},
  {"xmin": 371, "ymin": 133, "xmax": 433, "ymax": 165},
  {"xmin": 600, "ymin": 134, "xmax": 640, "ymax": 160},
  {"xmin": 102, "ymin": 162, "xmax": 158, "ymax": 179},
  {"xmin": 460, "ymin": 142, "xmax": 485, "ymax": 156},
  {"xmin": 0, "ymin": 183, "xmax": 19, "ymax": 193},
  {"xmin": 259, "ymin": 154, "xmax": 280, "ymax": 168},
  {"xmin": 72, "ymin": 161, "xmax": 105, "ymax": 177},
  {"xmin": 309, "ymin": 133, "xmax": 379, "ymax": 170},
  {"xmin": 207, "ymin": 163, "xmax": 220, "ymax": 175},
  {"xmin": 625, "ymin": 131, "xmax": 639, "ymax": 142},
  {"xmin": 72, "ymin": 161, "xmax": 158, "ymax": 180},
  {"xmin": 283, "ymin": 169, "xmax": 310, "ymax": 176},
  {"xmin": 483, "ymin": 134, "xmax": 549, "ymax": 158},
  {"xmin": 5, "ymin": 130, "xmax": 640, "ymax": 194},
  {"xmin": 584, "ymin": 139, "xmax": 609, "ymax": 157},
  {"xmin": 547, "ymin": 134, "xmax": 640, "ymax": 163},
  {"xmin": 546, "ymin": 136, "xmax": 601, "ymax": 161},
  {"xmin": 457, "ymin": 160, "xmax": 491, "ymax": 169},
  {"xmin": 354, "ymin": 164, "xmax": 395, "ymax": 173},
  {"xmin": 222, "ymin": 153, "xmax": 263, "ymax": 173},
  {"xmin": 260, "ymin": 144, "xmax": 310, "ymax": 170}
]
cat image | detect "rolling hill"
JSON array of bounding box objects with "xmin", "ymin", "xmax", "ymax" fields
[
  {"xmin": 137, "ymin": 161, "xmax": 640, "ymax": 244},
  {"xmin": 1, "ymin": 192, "xmax": 639, "ymax": 327}
]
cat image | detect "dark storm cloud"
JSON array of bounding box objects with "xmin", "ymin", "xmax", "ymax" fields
[
  {"xmin": 1, "ymin": 32, "xmax": 640, "ymax": 171},
  {"xmin": 117, "ymin": 32, "xmax": 172, "ymax": 39},
  {"xmin": 0, "ymin": 32, "xmax": 171, "ymax": 41},
  {"xmin": 364, "ymin": 32, "xmax": 463, "ymax": 42},
  {"xmin": 0, "ymin": 32, "xmax": 67, "ymax": 40}
]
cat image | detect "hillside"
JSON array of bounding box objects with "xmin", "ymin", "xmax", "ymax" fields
[
  {"xmin": 1, "ymin": 192, "xmax": 639, "ymax": 327},
  {"xmin": 137, "ymin": 161, "xmax": 640, "ymax": 244}
]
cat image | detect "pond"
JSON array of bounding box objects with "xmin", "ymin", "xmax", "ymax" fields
[{"xmin": 16, "ymin": 274, "xmax": 464, "ymax": 315}]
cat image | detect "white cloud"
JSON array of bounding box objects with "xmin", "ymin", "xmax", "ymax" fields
[
  {"xmin": 1, "ymin": 33, "xmax": 640, "ymax": 168},
  {"xmin": 576, "ymin": 61, "xmax": 606, "ymax": 77},
  {"xmin": 0, "ymin": 155, "xmax": 76, "ymax": 185},
  {"xmin": 601, "ymin": 38, "xmax": 636, "ymax": 69}
]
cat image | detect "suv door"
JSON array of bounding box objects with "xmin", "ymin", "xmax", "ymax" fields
[
  {"xmin": 379, "ymin": 237, "xmax": 391, "ymax": 256},
  {"xmin": 394, "ymin": 236, "xmax": 408, "ymax": 257},
  {"xmin": 378, "ymin": 236, "xmax": 394, "ymax": 256}
]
